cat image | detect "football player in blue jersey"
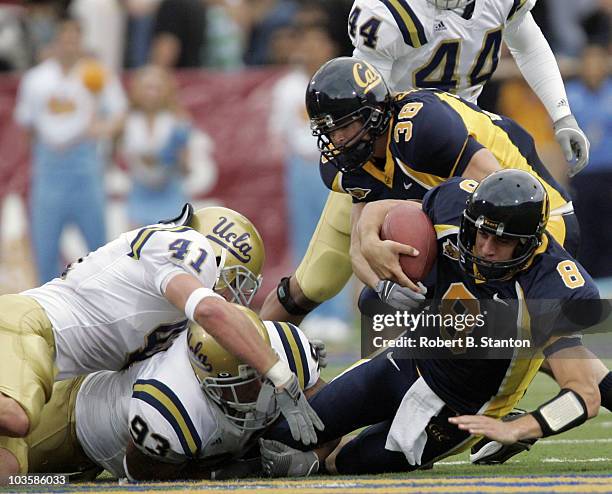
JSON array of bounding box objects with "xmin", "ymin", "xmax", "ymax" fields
[
  {"xmin": 261, "ymin": 59, "xmax": 612, "ymax": 451},
  {"xmin": 261, "ymin": 55, "xmax": 580, "ymax": 318},
  {"xmin": 260, "ymin": 170, "xmax": 609, "ymax": 476},
  {"xmin": 307, "ymin": 57, "xmax": 579, "ymax": 292},
  {"xmin": 260, "ymin": 0, "xmax": 590, "ymax": 356}
]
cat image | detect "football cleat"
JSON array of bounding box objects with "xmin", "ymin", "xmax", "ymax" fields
[{"xmin": 470, "ymin": 410, "xmax": 538, "ymax": 465}]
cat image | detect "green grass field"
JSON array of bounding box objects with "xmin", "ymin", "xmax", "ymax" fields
[
  {"xmin": 318, "ymin": 360, "xmax": 612, "ymax": 477},
  {"xmin": 5, "ymin": 360, "xmax": 610, "ymax": 494}
]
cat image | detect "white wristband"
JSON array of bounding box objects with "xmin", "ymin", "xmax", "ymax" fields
[
  {"xmin": 265, "ymin": 359, "xmax": 293, "ymax": 387},
  {"xmin": 184, "ymin": 287, "xmax": 221, "ymax": 322}
]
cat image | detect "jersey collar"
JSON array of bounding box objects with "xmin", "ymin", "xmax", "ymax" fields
[{"xmin": 362, "ymin": 120, "xmax": 395, "ymax": 188}]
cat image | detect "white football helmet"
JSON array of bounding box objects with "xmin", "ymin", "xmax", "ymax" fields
[{"xmin": 427, "ymin": 0, "xmax": 475, "ymax": 9}]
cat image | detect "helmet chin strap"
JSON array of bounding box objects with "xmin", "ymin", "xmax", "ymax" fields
[
  {"xmin": 215, "ymin": 248, "xmax": 228, "ymax": 281},
  {"xmin": 332, "ymin": 137, "xmax": 375, "ymax": 173}
]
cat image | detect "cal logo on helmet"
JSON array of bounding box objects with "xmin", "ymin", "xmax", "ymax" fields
[{"xmin": 353, "ymin": 61, "xmax": 382, "ymax": 95}]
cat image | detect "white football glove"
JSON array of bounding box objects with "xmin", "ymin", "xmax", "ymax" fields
[
  {"xmin": 260, "ymin": 439, "xmax": 319, "ymax": 477},
  {"xmin": 310, "ymin": 339, "xmax": 328, "ymax": 369},
  {"xmin": 274, "ymin": 374, "xmax": 324, "ymax": 446},
  {"xmin": 553, "ymin": 114, "xmax": 590, "ymax": 177},
  {"xmin": 374, "ymin": 280, "xmax": 427, "ymax": 310}
]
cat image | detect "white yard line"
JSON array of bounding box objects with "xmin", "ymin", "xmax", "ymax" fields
[
  {"xmin": 542, "ymin": 457, "xmax": 612, "ymax": 463},
  {"xmin": 540, "ymin": 438, "xmax": 612, "ymax": 445}
]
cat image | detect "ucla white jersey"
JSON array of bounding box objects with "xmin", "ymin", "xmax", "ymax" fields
[
  {"xmin": 23, "ymin": 224, "xmax": 218, "ymax": 379},
  {"xmin": 75, "ymin": 321, "xmax": 320, "ymax": 478},
  {"xmin": 349, "ymin": 0, "xmax": 535, "ymax": 101},
  {"xmin": 75, "ymin": 361, "xmax": 145, "ymax": 477}
]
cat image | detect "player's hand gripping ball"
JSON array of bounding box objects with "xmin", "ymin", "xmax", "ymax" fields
[{"xmin": 381, "ymin": 203, "xmax": 437, "ymax": 282}]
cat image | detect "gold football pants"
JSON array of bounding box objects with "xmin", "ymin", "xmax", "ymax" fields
[
  {"xmin": 27, "ymin": 376, "xmax": 97, "ymax": 475},
  {"xmin": 0, "ymin": 294, "xmax": 56, "ymax": 473},
  {"xmin": 295, "ymin": 192, "xmax": 353, "ymax": 303}
]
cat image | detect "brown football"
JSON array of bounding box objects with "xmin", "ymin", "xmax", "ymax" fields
[{"xmin": 381, "ymin": 203, "xmax": 437, "ymax": 282}]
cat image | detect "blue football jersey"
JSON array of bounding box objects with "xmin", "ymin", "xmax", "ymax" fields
[{"xmin": 413, "ymin": 178, "xmax": 598, "ymax": 415}]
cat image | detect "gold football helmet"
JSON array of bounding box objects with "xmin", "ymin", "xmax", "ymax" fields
[
  {"xmin": 189, "ymin": 206, "xmax": 265, "ymax": 306},
  {"xmin": 186, "ymin": 305, "xmax": 280, "ymax": 430}
]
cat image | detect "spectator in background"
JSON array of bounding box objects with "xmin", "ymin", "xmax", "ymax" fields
[
  {"xmin": 243, "ymin": 0, "xmax": 297, "ymax": 66},
  {"xmin": 0, "ymin": 4, "xmax": 29, "ymax": 71},
  {"xmin": 243, "ymin": 0, "xmax": 353, "ymax": 67},
  {"xmin": 125, "ymin": 0, "xmax": 162, "ymax": 68},
  {"xmin": 268, "ymin": 17, "xmax": 351, "ymax": 340},
  {"xmin": 69, "ymin": 0, "xmax": 124, "ymax": 71},
  {"xmin": 203, "ymin": 0, "xmax": 247, "ymax": 70},
  {"xmin": 22, "ymin": 0, "xmax": 62, "ymax": 66},
  {"xmin": 14, "ymin": 16, "xmax": 127, "ymax": 283},
  {"xmin": 150, "ymin": 0, "xmax": 206, "ymax": 68},
  {"xmin": 119, "ymin": 65, "xmax": 192, "ymax": 228},
  {"xmin": 547, "ymin": 0, "xmax": 611, "ymax": 57},
  {"xmin": 0, "ymin": 0, "xmax": 62, "ymax": 71},
  {"xmin": 318, "ymin": 0, "xmax": 354, "ymax": 56},
  {"xmin": 567, "ymin": 44, "xmax": 612, "ymax": 278}
]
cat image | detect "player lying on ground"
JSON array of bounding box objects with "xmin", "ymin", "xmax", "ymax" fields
[
  {"xmin": 24, "ymin": 307, "xmax": 326, "ymax": 481},
  {"xmin": 262, "ymin": 57, "xmax": 612, "ymax": 460},
  {"xmin": 0, "ymin": 205, "xmax": 322, "ymax": 476},
  {"xmin": 259, "ymin": 171, "xmax": 606, "ymax": 476}
]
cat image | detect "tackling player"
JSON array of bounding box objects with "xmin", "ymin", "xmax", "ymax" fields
[
  {"xmin": 24, "ymin": 307, "xmax": 325, "ymax": 481},
  {"xmin": 260, "ymin": 170, "xmax": 606, "ymax": 476},
  {"xmin": 260, "ymin": 0, "xmax": 589, "ymax": 354},
  {"xmin": 0, "ymin": 205, "xmax": 322, "ymax": 475}
]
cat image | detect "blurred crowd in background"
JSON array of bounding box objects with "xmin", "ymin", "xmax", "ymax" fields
[
  {"xmin": 0, "ymin": 0, "xmax": 610, "ymax": 337},
  {"xmin": 0, "ymin": 0, "xmax": 609, "ymax": 71}
]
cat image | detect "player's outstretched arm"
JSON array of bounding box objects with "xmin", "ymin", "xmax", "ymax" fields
[
  {"xmin": 164, "ymin": 273, "xmax": 278, "ymax": 373},
  {"xmin": 544, "ymin": 343, "xmax": 601, "ymax": 419},
  {"xmin": 449, "ymin": 344, "xmax": 601, "ymax": 443},
  {"xmin": 350, "ymin": 202, "xmax": 385, "ymax": 288},
  {"xmin": 461, "ymin": 148, "xmax": 501, "ymax": 182},
  {"xmin": 504, "ymin": 12, "xmax": 590, "ymax": 175},
  {"xmin": 165, "ymin": 273, "xmax": 324, "ymax": 446}
]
